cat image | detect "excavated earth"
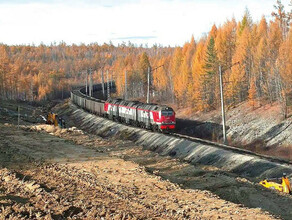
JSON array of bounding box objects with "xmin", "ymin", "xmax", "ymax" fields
[{"xmin": 0, "ymin": 99, "xmax": 290, "ymax": 219}]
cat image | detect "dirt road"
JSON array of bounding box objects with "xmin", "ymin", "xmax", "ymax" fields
[{"xmin": 0, "ymin": 119, "xmax": 276, "ymax": 219}]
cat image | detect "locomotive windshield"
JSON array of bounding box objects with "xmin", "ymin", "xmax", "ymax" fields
[{"xmin": 161, "ymin": 110, "xmax": 173, "ymax": 116}]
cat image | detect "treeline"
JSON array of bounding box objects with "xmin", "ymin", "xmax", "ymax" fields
[
  {"xmin": 0, "ymin": 1, "xmax": 291, "ymax": 117},
  {"xmin": 0, "ymin": 41, "xmax": 172, "ymax": 101},
  {"xmin": 0, "ymin": 42, "xmax": 128, "ymax": 101}
]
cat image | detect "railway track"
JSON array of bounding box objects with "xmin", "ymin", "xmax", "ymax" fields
[
  {"xmin": 71, "ymin": 83, "xmax": 292, "ymax": 168},
  {"xmin": 170, "ymin": 132, "xmax": 292, "ymax": 166}
]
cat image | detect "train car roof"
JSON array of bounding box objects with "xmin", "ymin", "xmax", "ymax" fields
[
  {"xmin": 137, "ymin": 103, "xmax": 174, "ymax": 111},
  {"xmin": 106, "ymin": 98, "xmax": 122, "ymax": 104},
  {"xmin": 127, "ymin": 101, "xmax": 142, "ymax": 107},
  {"xmin": 119, "ymin": 100, "xmax": 129, "ymax": 106},
  {"xmin": 137, "ymin": 103, "xmax": 156, "ymax": 110},
  {"xmin": 104, "ymin": 97, "xmax": 174, "ymax": 112}
]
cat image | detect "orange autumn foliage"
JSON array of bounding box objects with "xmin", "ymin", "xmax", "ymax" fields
[{"xmin": 0, "ymin": 2, "xmax": 291, "ymax": 118}]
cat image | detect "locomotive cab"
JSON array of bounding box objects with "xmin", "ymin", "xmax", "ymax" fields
[{"xmin": 159, "ymin": 107, "xmax": 176, "ymax": 131}]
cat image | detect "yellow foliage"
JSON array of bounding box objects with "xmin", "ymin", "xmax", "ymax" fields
[{"xmin": 248, "ymin": 78, "xmax": 257, "ymax": 108}]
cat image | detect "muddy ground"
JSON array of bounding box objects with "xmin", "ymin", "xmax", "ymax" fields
[{"xmin": 0, "ymin": 100, "xmax": 288, "ymax": 219}]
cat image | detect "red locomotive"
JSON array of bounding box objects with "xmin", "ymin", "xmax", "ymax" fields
[{"xmin": 104, "ymin": 98, "xmax": 176, "ymax": 132}]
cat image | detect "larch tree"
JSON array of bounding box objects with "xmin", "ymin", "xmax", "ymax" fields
[
  {"xmin": 153, "ymin": 57, "xmax": 169, "ymax": 100},
  {"xmin": 253, "ymin": 16, "xmax": 270, "ymax": 103},
  {"xmin": 215, "ymin": 18, "xmax": 237, "ymax": 108},
  {"xmin": 277, "ymin": 27, "xmax": 292, "ymax": 118},
  {"xmin": 272, "ymin": 0, "xmax": 291, "ymax": 39},
  {"xmin": 0, "ymin": 45, "xmax": 11, "ymax": 99},
  {"xmin": 138, "ymin": 52, "xmax": 150, "ymax": 97},
  {"xmin": 227, "ymin": 10, "xmax": 252, "ymax": 107},
  {"xmin": 170, "ymin": 47, "xmax": 183, "ymax": 104},
  {"xmin": 268, "ymin": 20, "xmax": 283, "ymax": 102},
  {"xmin": 175, "ymin": 41, "xmax": 195, "ymax": 107},
  {"xmin": 191, "ymin": 39, "xmax": 208, "ymax": 111},
  {"xmin": 227, "ymin": 30, "xmax": 249, "ymax": 106},
  {"xmin": 248, "ymin": 77, "xmax": 257, "ymax": 109},
  {"xmin": 269, "ymin": 0, "xmax": 291, "ymax": 115},
  {"xmin": 184, "ymin": 36, "xmax": 197, "ymax": 106}
]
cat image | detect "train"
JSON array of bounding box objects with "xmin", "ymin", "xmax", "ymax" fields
[{"xmin": 71, "ymin": 84, "xmax": 176, "ymax": 132}]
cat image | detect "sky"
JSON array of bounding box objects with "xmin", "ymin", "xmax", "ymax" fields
[{"xmin": 0, "ymin": 0, "xmax": 289, "ymax": 46}]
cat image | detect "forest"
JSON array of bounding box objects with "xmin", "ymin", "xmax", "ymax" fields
[{"xmin": 0, "ymin": 1, "xmax": 291, "ymax": 117}]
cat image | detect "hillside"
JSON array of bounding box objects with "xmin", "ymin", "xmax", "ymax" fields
[{"xmin": 177, "ymin": 101, "xmax": 292, "ymax": 160}]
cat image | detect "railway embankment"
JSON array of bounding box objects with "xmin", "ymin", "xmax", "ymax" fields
[
  {"xmin": 177, "ymin": 102, "xmax": 292, "ymax": 160},
  {"xmin": 56, "ymin": 101, "xmax": 292, "ymax": 182}
]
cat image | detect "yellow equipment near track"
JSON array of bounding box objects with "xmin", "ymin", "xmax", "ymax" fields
[
  {"xmin": 46, "ymin": 112, "xmax": 59, "ymax": 127},
  {"xmin": 259, "ymin": 174, "xmax": 291, "ymax": 194}
]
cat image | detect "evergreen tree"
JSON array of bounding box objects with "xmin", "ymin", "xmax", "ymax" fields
[{"xmin": 204, "ymin": 36, "xmax": 219, "ymax": 109}]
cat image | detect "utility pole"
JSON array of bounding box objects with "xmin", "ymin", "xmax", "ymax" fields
[
  {"xmin": 101, "ymin": 69, "xmax": 105, "ymax": 97},
  {"xmin": 111, "ymin": 72, "xmax": 113, "ymax": 89},
  {"xmin": 88, "ymin": 69, "xmax": 91, "ymax": 96},
  {"xmin": 107, "ymin": 70, "xmax": 110, "ymax": 99},
  {"xmin": 85, "ymin": 70, "xmax": 88, "ymax": 95},
  {"xmin": 90, "ymin": 68, "xmax": 93, "ymax": 97},
  {"xmin": 124, "ymin": 70, "xmax": 127, "ymax": 100},
  {"xmin": 147, "ymin": 66, "xmax": 151, "ymax": 103},
  {"xmin": 146, "ymin": 65, "xmax": 163, "ymax": 104},
  {"xmin": 219, "ymin": 62, "xmax": 240, "ymax": 145},
  {"xmin": 17, "ymin": 105, "xmax": 20, "ymax": 129},
  {"xmin": 219, "ymin": 65, "xmax": 227, "ymax": 144},
  {"xmin": 30, "ymin": 81, "xmax": 33, "ymax": 102},
  {"xmin": 91, "ymin": 68, "xmax": 93, "ymax": 96}
]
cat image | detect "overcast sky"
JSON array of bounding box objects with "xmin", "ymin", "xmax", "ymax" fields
[{"xmin": 0, "ymin": 0, "xmax": 289, "ymax": 46}]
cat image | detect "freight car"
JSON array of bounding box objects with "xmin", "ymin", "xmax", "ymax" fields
[
  {"xmin": 71, "ymin": 85, "xmax": 176, "ymax": 132},
  {"xmin": 71, "ymin": 89, "xmax": 105, "ymax": 116}
]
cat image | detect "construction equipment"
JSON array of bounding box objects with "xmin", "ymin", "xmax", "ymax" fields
[
  {"xmin": 46, "ymin": 112, "xmax": 66, "ymax": 128},
  {"xmin": 259, "ymin": 173, "xmax": 291, "ymax": 194},
  {"xmin": 47, "ymin": 112, "xmax": 59, "ymax": 127}
]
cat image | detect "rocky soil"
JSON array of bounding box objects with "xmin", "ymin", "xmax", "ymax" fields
[{"xmin": 0, "ymin": 100, "xmax": 280, "ymax": 219}]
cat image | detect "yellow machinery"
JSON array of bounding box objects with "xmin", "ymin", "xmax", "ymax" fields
[
  {"xmin": 46, "ymin": 112, "xmax": 59, "ymax": 127},
  {"xmin": 259, "ymin": 174, "xmax": 291, "ymax": 194}
]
